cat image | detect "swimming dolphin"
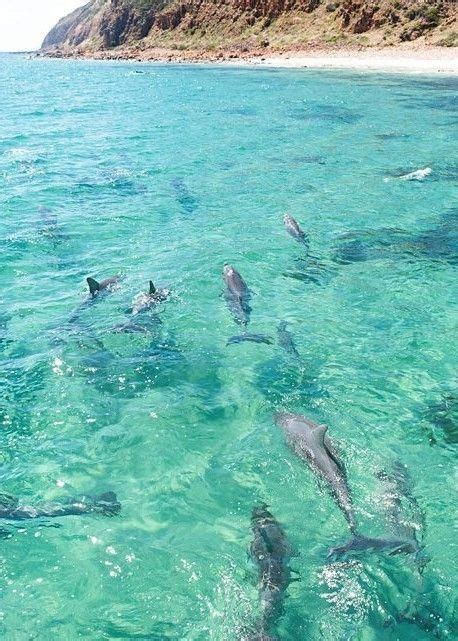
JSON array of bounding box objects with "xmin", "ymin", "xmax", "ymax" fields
[
  {"xmin": 376, "ymin": 461, "xmax": 425, "ymax": 561},
  {"xmin": 37, "ymin": 207, "xmax": 67, "ymax": 245},
  {"xmin": 171, "ymin": 177, "xmax": 198, "ymax": 215},
  {"xmin": 222, "ymin": 264, "xmax": 272, "ymax": 346},
  {"xmin": 283, "ymin": 214, "xmax": 308, "ymax": 246},
  {"xmin": 275, "ymin": 412, "xmax": 356, "ymax": 531},
  {"xmin": 86, "ymin": 275, "xmax": 120, "ymax": 297},
  {"xmin": 277, "ymin": 321, "xmax": 300, "ymax": 359},
  {"xmin": 424, "ymin": 393, "xmax": 458, "ymax": 444},
  {"xmin": 274, "ymin": 412, "xmax": 416, "ymax": 559},
  {"xmin": 384, "ymin": 167, "xmax": 432, "ymax": 183},
  {"xmin": 130, "ymin": 281, "xmax": 170, "ymax": 315},
  {"xmin": 244, "ymin": 505, "xmax": 292, "ymax": 641},
  {"xmin": 399, "ymin": 167, "xmax": 432, "ymax": 181},
  {"xmin": 0, "ymin": 491, "xmax": 121, "ymax": 520}
]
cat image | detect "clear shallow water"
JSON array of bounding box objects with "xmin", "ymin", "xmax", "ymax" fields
[{"xmin": 0, "ymin": 54, "xmax": 457, "ymax": 640}]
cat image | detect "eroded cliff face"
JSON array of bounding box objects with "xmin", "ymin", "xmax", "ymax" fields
[
  {"xmin": 41, "ymin": 0, "xmax": 457, "ymax": 54},
  {"xmin": 42, "ymin": 1, "xmax": 160, "ymax": 49}
]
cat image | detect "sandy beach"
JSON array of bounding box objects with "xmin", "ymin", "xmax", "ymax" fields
[{"xmin": 240, "ymin": 46, "xmax": 458, "ymax": 74}]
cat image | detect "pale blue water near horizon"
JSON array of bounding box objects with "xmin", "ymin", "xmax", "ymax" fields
[{"xmin": 0, "ymin": 53, "xmax": 457, "ymax": 640}]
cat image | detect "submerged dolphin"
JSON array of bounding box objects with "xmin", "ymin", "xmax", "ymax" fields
[
  {"xmin": 283, "ymin": 214, "xmax": 308, "ymax": 246},
  {"xmin": 277, "ymin": 321, "xmax": 300, "ymax": 359},
  {"xmin": 171, "ymin": 177, "xmax": 198, "ymax": 215},
  {"xmin": 222, "ymin": 264, "xmax": 272, "ymax": 345},
  {"xmin": 244, "ymin": 505, "xmax": 292, "ymax": 641},
  {"xmin": 86, "ymin": 275, "xmax": 120, "ymax": 298},
  {"xmin": 0, "ymin": 491, "xmax": 121, "ymax": 520},
  {"xmin": 129, "ymin": 280, "xmax": 170, "ymax": 315},
  {"xmin": 274, "ymin": 412, "xmax": 416, "ymax": 559},
  {"xmin": 377, "ymin": 461, "xmax": 425, "ymax": 559}
]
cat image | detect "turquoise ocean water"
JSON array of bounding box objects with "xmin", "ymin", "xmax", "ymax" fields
[{"xmin": 0, "ymin": 54, "xmax": 456, "ymax": 639}]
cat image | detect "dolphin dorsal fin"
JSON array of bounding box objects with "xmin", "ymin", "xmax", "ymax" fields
[
  {"xmin": 149, "ymin": 281, "xmax": 156, "ymax": 295},
  {"xmin": 87, "ymin": 277, "xmax": 100, "ymax": 295},
  {"xmin": 314, "ymin": 423, "xmax": 328, "ymax": 444}
]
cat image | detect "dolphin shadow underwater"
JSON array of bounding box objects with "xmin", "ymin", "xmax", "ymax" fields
[
  {"xmin": 78, "ymin": 335, "xmax": 185, "ymax": 399},
  {"xmin": 274, "ymin": 413, "xmax": 418, "ymax": 560},
  {"xmin": 222, "ymin": 264, "xmax": 273, "ymax": 346},
  {"xmin": 242, "ymin": 506, "xmax": 295, "ymax": 641},
  {"xmin": 332, "ymin": 209, "xmax": 458, "ymax": 267}
]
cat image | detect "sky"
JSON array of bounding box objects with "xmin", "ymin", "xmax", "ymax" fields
[{"xmin": 0, "ymin": 1, "xmax": 86, "ymax": 51}]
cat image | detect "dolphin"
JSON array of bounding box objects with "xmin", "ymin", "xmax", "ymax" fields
[
  {"xmin": 283, "ymin": 214, "xmax": 309, "ymax": 246},
  {"xmin": 244, "ymin": 505, "xmax": 293, "ymax": 641},
  {"xmin": 424, "ymin": 393, "xmax": 458, "ymax": 444},
  {"xmin": 274, "ymin": 412, "xmax": 416, "ymax": 559},
  {"xmin": 129, "ymin": 281, "xmax": 170, "ymax": 315},
  {"xmin": 67, "ymin": 275, "xmax": 121, "ymax": 325},
  {"xmin": 171, "ymin": 177, "xmax": 198, "ymax": 215},
  {"xmin": 384, "ymin": 167, "xmax": 432, "ymax": 183},
  {"xmin": 86, "ymin": 275, "xmax": 120, "ymax": 298},
  {"xmin": 37, "ymin": 206, "xmax": 67, "ymax": 245},
  {"xmin": 275, "ymin": 412, "xmax": 356, "ymax": 531},
  {"xmin": 0, "ymin": 491, "xmax": 121, "ymax": 520},
  {"xmin": 222, "ymin": 264, "xmax": 272, "ymax": 346},
  {"xmin": 398, "ymin": 167, "xmax": 432, "ymax": 181},
  {"xmin": 376, "ymin": 461, "xmax": 425, "ymax": 561},
  {"xmin": 277, "ymin": 321, "xmax": 300, "ymax": 359}
]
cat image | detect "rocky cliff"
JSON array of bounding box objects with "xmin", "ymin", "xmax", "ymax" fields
[{"xmin": 42, "ymin": 0, "xmax": 457, "ymax": 57}]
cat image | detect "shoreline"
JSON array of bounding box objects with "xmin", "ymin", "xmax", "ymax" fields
[
  {"xmin": 239, "ymin": 47, "xmax": 458, "ymax": 74},
  {"xmin": 40, "ymin": 45, "xmax": 458, "ymax": 74}
]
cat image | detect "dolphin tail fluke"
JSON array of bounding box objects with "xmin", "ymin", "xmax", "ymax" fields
[
  {"xmin": 87, "ymin": 277, "xmax": 100, "ymax": 295},
  {"xmin": 328, "ymin": 533, "xmax": 418, "ymax": 560},
  {"xmin": 149, "ymin": 280, "xmax": 156, "ymax": 295},
  {"xmin": 227, "ymin": 333, "xmax": 273, "ymax": 346}
]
